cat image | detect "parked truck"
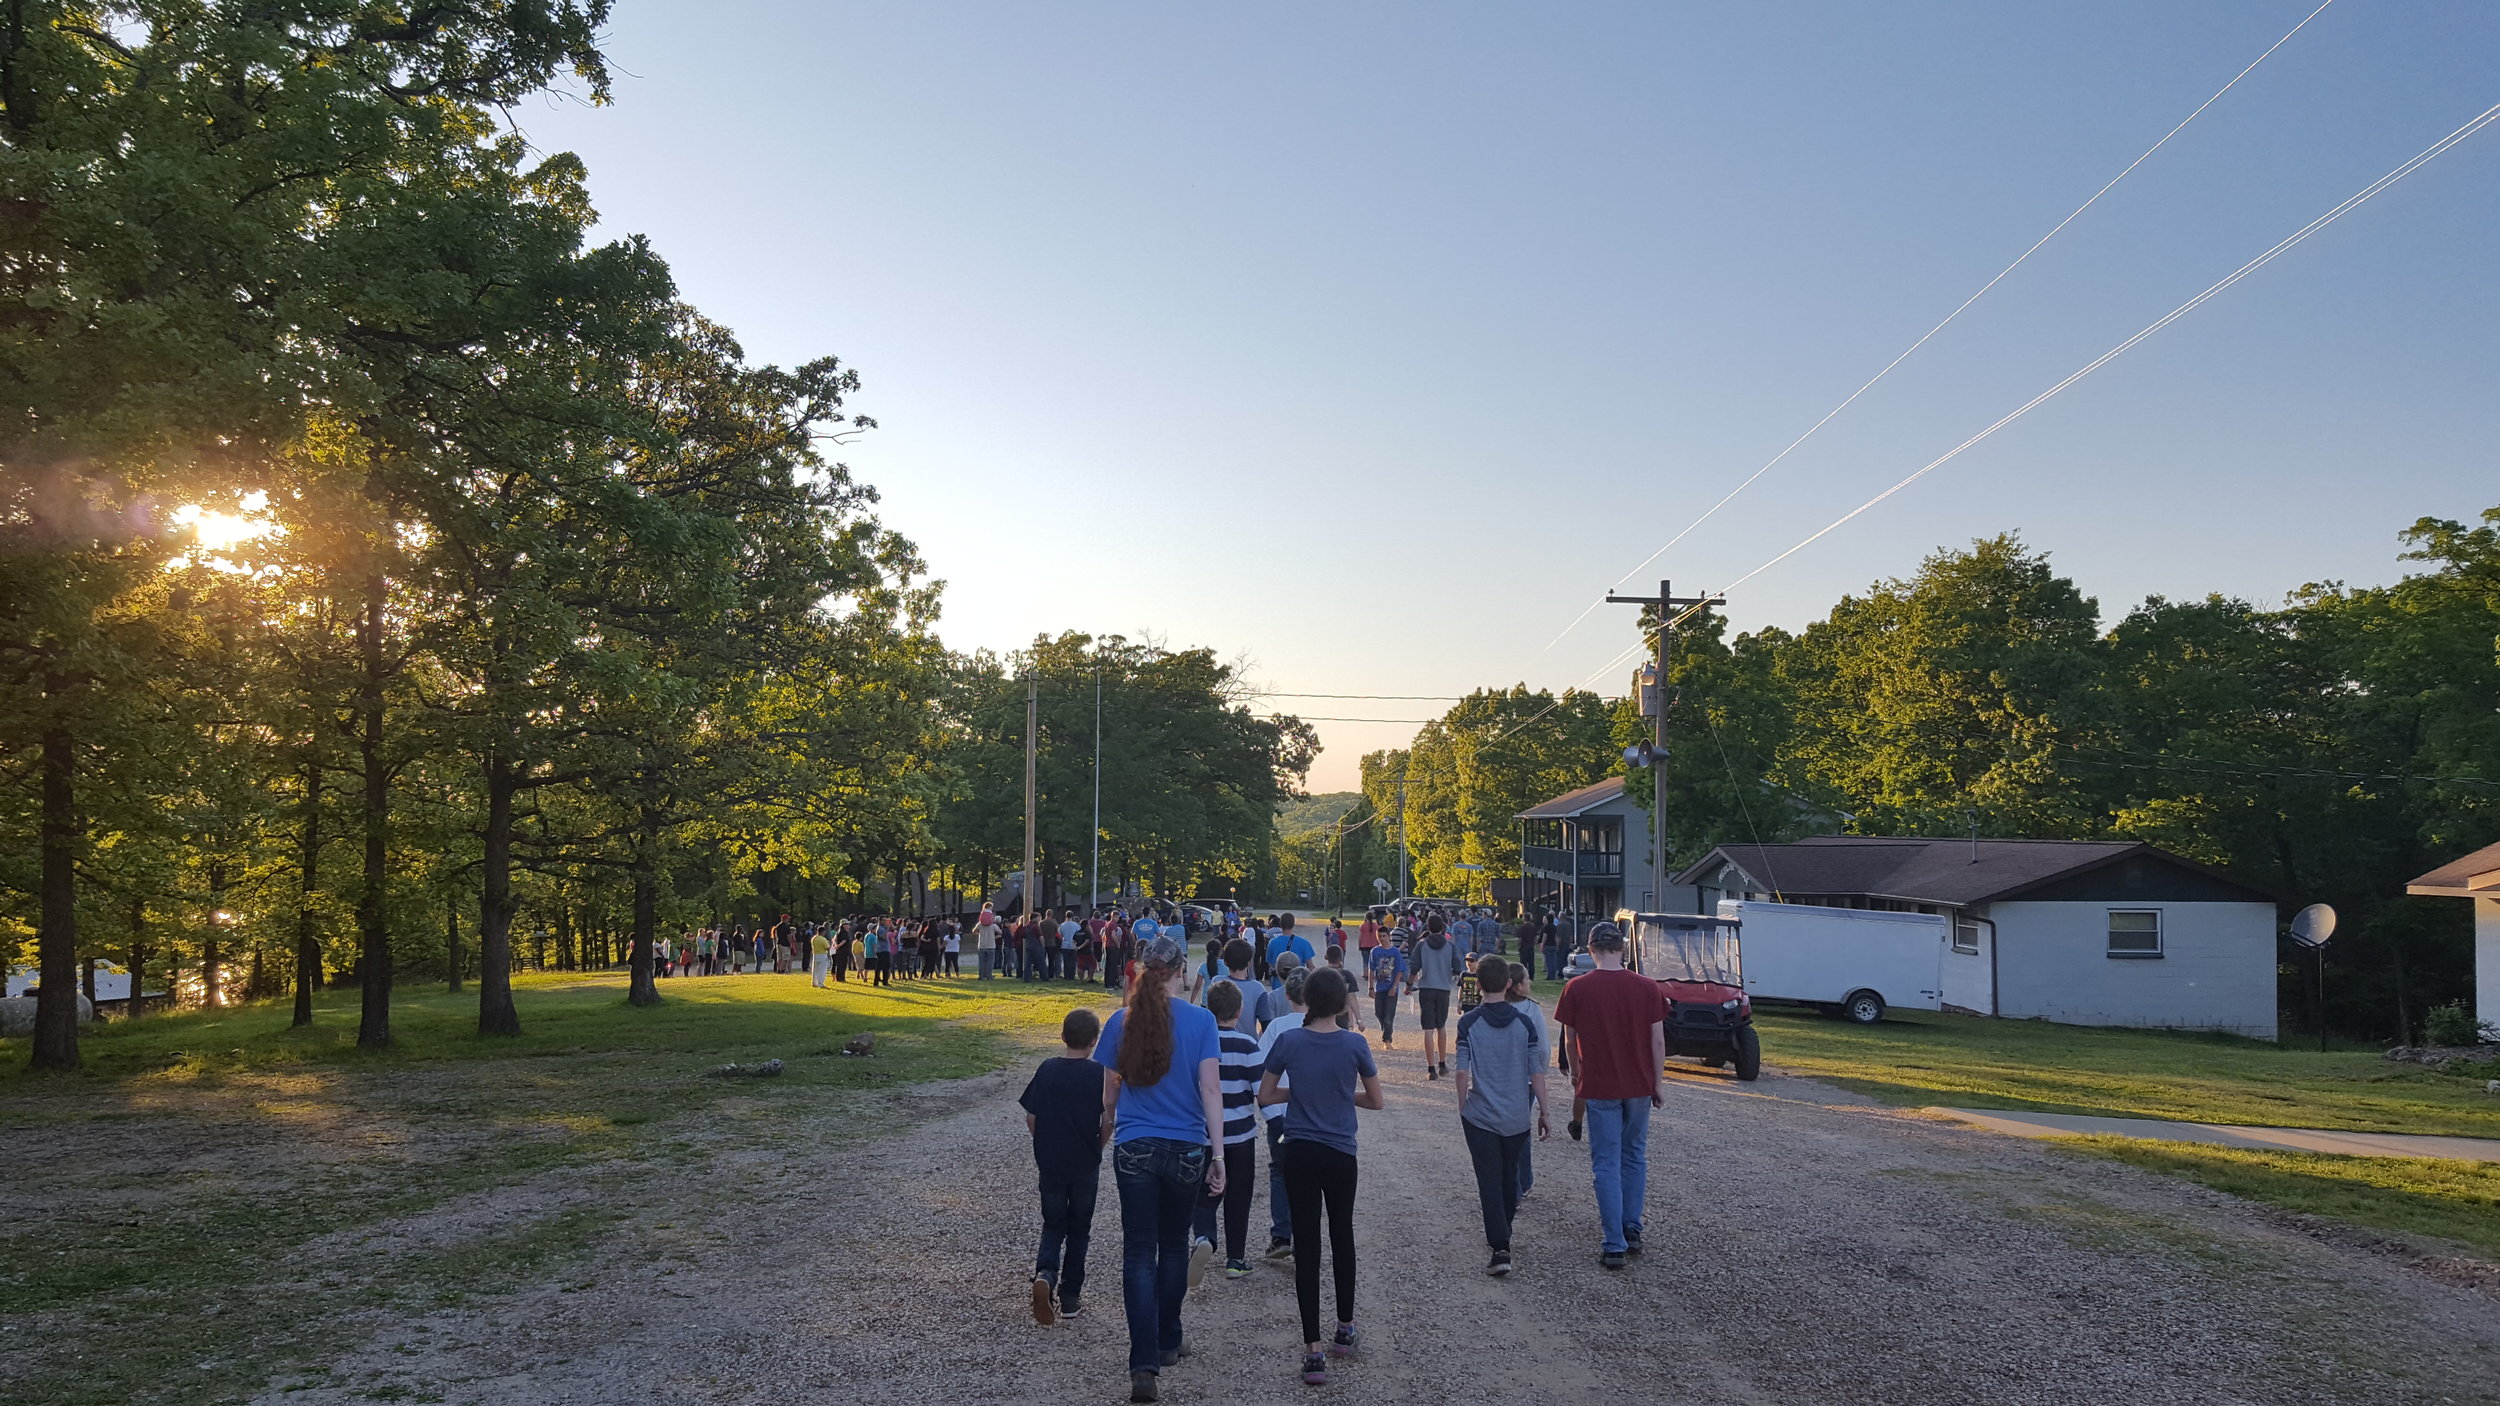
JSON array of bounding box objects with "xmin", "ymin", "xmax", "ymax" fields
[{"xmin": 1719, "ymin": 899, "xmax": 1947, "ymax": 1024}]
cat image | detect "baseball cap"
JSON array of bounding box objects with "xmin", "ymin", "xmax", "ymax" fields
[
  {"xmin": 1274, "ymin": 950, "xmax": 1304, "ymax": 971},
  {"xmin": 1142, "ymin": 934, "xmax": 1187, "ymax": 968}
]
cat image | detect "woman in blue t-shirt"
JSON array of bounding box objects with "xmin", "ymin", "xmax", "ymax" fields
[
  {"xmin": 1257, "ymin": 967, "xmax": 1383, "ymax": 1387},
  {"xmin": 1094, "ymin": 936, "xmax": 1225, "ymax": 1403}
]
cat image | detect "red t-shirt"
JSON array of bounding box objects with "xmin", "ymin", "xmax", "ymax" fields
[{"xmin": 1553, "ymin": 967, "xmax": 1668, "ymax": 1101}]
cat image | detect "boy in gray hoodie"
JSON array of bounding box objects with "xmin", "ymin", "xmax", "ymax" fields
[{"xmin": 1453, "ymin": 953, "xmax": 1550, "ymax": 1276}]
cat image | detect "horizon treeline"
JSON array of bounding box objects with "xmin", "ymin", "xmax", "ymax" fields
[
  {"xmin": 1330, "ymin": 520, "xmax": 2499, "ymax": 1044},
  {"xmin": 0, "ymin": 7, "xmax": 1307, "ymax": 1070}
]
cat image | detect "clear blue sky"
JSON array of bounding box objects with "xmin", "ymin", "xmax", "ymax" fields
[{"xmin": 516, "ymin": 1, "xmax": 2498, "ymax": 791}]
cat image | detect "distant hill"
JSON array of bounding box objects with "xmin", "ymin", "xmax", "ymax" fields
[{"xmin": 1276, "ymin": 791, "xmax": 1364, "ymax": 837}]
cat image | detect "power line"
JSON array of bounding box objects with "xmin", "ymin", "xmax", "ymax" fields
[
  {"xmin": 1660, "ymin": 94, "xmax": 2500, "ymax": 637},
  {"xmin": 1257, "ymin": 715, "xmax": 1444, "ymax": 724},
  {"xmin": 1545, "ymin": 0, "xmax": 2338, "ymax": 651},
  {"xmin": 1251, "ymin": 692, "xmax": 1465, "ymax": 701}
]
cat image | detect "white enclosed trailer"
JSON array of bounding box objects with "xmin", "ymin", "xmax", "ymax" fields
[{"xmin": 1719, "ymin": 900, "xmax": 1947, "ymax": 1023}]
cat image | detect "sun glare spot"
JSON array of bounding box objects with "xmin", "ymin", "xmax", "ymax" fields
[{"xmin": 172, "ymin": 494, "xmax": 279, "ymax": 554}]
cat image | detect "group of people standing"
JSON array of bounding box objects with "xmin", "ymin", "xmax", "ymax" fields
[
  {"xmin": 657, "ymin": 914, "xmax": 965, "ymax": 985},
  {"xmin": 1018, "ymin": 913, "xmax": 1666, "ymax": 1402}
]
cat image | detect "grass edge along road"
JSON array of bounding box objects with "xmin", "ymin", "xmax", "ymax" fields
[
  {"xmin": 1754, "ymin": 1005, "xmax": 2500, "ymax": 1266},
  {"xmin": 0, "ymin": 972, "xmax": 1108, "ymax": 1406}
]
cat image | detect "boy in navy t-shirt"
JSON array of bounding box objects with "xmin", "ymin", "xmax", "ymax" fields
[{"xmin": 1021, "ymin": 1007, "xmax": 1109, "ymax": 1323}]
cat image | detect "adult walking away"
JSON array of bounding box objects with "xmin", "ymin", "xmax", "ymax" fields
[
  {"xmin": 810, "ymin": 925, "xmax": 832, "ymax": 987},
  {"xmin": 1262, "ymin": 912, "xmax": 1314, "ymax": 972},
  {"xmin": 1094, "ymin": 936, "xmax": 1226, "ymax": 1404},
  {"xmin": 1024, "ymin": 1007, "xmax": 1110, "ymax": 1325},
  {"xmin": 1454, "ymin": 954, "xmax": 1549, "ymax": 1276},
  {"xmin": 1410, "ymin": 916, "xmax": 1461, "ymax": 1079},
  {"xmin": 1550, "ymin": 920, "xmax": 1666, "ymax": 1269},
  {"xmin": 975, "ymin": 904, "xmax": 1002, "ymax": 979},
  {"xmin": 1365, "ymin": 936, "xmax": 1409, "ymax": 1046},
  {"xmin": 1258, "ymin": 969, "xmax": 1383, "ymax": 1387}
]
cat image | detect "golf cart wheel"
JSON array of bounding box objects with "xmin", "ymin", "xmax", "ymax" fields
[
  {"xmin": 1842, "ymin": 990, "xmax": 1886, "ymax": 1025},
  {"xmin": 1732, "ymin": 1025, "xmax": 1762, "ymax": 1081}
]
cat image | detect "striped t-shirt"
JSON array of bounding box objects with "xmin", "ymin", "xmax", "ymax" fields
[{"xmin": 1216, "ymin": 1026, "xmax": 1265, "ymax": 1145}]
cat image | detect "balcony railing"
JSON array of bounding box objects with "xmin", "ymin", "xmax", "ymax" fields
[{"xmin": 1522, "ymin": 846, "xmax": 1623, "ymax": 878}]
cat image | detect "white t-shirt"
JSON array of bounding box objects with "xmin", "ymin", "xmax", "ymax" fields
[
  {"xmin": 974, "ymin": 919, "xmax": 1000, "ymax": 951},
  {"xmin": 1256, "ymin": 1012, "xmax": 1305, "ymax": 1122},
  {"xmin": 944, "ymin": 930, "xmax": 960, "ymax": 953}
]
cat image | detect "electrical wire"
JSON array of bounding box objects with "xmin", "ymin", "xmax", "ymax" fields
[
  {"xmin": 1544, "ymin": 0, "xmax": 2339, "ymax": 651},
  {"xmin": 1660, "ymin": 94, "xmax": 2500, "ymax": 637}
]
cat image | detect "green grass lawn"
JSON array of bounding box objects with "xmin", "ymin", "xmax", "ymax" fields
[
  {"xmin": 2059, "ymin": 1136, "xmax": 2500, "ymax": 1259},
  {"xmin": 1751, "ymin": 1005, "xmax": 2500, "ymax": 1139},
  {"xmin": 0, "ymin": 970, "xmax": 1111, "ymax": 1406},
  {"xmin": 3, "ymin": 968, "xmax": 1114, "ymax": 1086}
]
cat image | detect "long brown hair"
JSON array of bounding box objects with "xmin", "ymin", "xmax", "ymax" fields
[{"xmin": 1116, "ymin": 948, "xmax": 1181, "ymax": 1087}]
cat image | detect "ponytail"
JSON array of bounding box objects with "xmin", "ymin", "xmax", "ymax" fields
[{"xmin": 1116, "ymin": 951, "xmax": 1180, "ymax": 1087}]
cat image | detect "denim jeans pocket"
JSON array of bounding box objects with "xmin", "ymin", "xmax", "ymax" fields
[{"xmin": 1113, "ymin": 1141, "xmax": 1155, "ymax": 1179}]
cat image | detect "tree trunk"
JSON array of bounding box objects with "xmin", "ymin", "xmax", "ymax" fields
[
  {"xmin": 127, "ymin": 898, "xmax": 148, "ymax": 1024},
  {"xmin": 628, "ymin": 811, "xmax": 662, "ymax": 1007},
  {"xmin": 204, "ymin": 861, "xmax": 227, "ymax": 1009},
  {"xmin": 355, "ymin": 571, "xmax": 392, "ymax": 1048},
  {"xmin": 477, "ymin": 760, "xmax": 522, "ymax": 1036},
  {"xmin": 31, "ymin": 723, "xmax": 81, "ymax": 1069},
  {"xmin": 294, "ymin": 762, "xmax": 322, "ymax": 1027},
  {"xmin": 446, "ymin": 887, "xmax": 462, "ymax": 993}
]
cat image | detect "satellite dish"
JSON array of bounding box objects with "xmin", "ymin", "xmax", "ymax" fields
[{"xmin": 2288, "ymin": 903, "xmax": 2337, "ymax": 949}]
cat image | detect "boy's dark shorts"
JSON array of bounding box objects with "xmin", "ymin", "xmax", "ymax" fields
[{"xmin": 1418, "ymin": 988, "xmax": 1452, "ymax": 1030}]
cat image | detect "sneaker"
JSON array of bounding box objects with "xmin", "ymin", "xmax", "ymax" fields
[
  {"xmin": 1330, "ymin": 1323, "xmax": 1360, "ymax": 1357},
  {"xmin": 1625, "ymin": 1227, "xmax": 1645, "ymax": 1256},
  {"xmin": 1160, "ymin": 1339, "xmax": 1191, "ymax": 1367},
  {"xmin": 1426, "ymin": 1065, "xmax": 1439, "ymax": 1081},
  {"xmin": 1266, "ymin": 1237, "xmax": 1294, "ymax": 1260},
  {"xmin": 1187, "ymin": 1237, "xmax": 1213, "ymax": 1289},
  {"xmin": 1599, "ymin": 1250, "xmax": 1627, "ymax": 1271},
  {"xmin": 1300, "ymin": 1351, "xmax": 1329, "ymax": 1386},
  {"xmin": 1031, "ymin": 1276, "xmax": 1056, "ymax": 1325},
  {"xmin": 1059, "ymin": 1295, "xmax": 1084, "ymax": 1318},
  {"xmin": 1225, "ymin": 1259, "xmax": 1251, "ymax": 1279},
  {"xmin": 1487, "ymin": 1250, "xmax": 1513, "ymax": 1277},
  {"xmin": 1130, "ymin": 1370, "xmax": 1160, "ymax": 1403},
  {"xmin": 1382, "ymin": 1033, "xmax": 1393, "ymax": 1046}
]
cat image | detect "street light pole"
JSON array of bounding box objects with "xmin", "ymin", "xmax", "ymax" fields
[
  {"xmin": 1090, "ymin": 664, "xmax": 1102, "ymax": 914},
  {"xmin": 1022, "ymin": 675, "xmax": 1039, "ymax": 920},
  {"xmin": 1395, "ymin": 756, "xmax": 1410, "ymax": 900}
]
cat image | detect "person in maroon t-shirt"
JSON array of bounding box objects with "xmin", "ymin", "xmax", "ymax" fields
[{"xmin": 1551, "ymin": 921, "xmax": 1665, "ymax": 1270}]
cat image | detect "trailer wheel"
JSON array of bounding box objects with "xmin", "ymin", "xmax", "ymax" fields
[
  {"xmin": 1841, "ymin": 990, "xmax": 1886, "ymax": 1025},
  {"xmin": 1732, "ymin": 1026, "xmax": 1762, "ymax": 1081}
]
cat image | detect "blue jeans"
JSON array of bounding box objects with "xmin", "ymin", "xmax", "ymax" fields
[
  {"xmin": 1036, "ymin": 1169, "xmax": 1098, "ymax": 1302},
  {"xmin": 1542, "ymin": 945, "xmax": 1562, "ymax": 980},
  {"xmin": 1266, "ymin": 1119, "xmax": 1291, "ymax": 1241},
  {"xmin": 1114, "ymin": 1137, "xmax": 1205, "ymax": 1375},
  {"xmin": 977, "ymin": 949, "xmax": 996, "ymax": 979},
  {"xmin": 1583, "ymin": 1096, "xmax": 1651, "ymax": 1254}
]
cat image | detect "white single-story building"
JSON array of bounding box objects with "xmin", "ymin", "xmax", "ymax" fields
[
  {"xmin": 1674, "ymin": 836, "xmax": 2281, "ymax": 1039},
  {"xmin": 2406, "ymin": 840, "xmax": 2500, "ymax": 1032}
]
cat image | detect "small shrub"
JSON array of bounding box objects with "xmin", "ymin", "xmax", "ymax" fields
[{"xmin": 2422, "ymin": 1001, "xmax": 2485, "ymax": 1047}]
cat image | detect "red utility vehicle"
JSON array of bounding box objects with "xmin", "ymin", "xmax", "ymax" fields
[{"xmin": 1619, "ymin": 910, "xmax": 1761, "ymax": 1081}]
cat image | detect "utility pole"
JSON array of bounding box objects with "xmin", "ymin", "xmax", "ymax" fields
[
  {"xmin": 1606, "ymin": 579, "xmax": 1720, "ymax": 910},
  {"xmin": 1395, "ymin": 756, "xmax": 1411, "ymax": 900},
  {"xmin": 1022, "ymin": 676, "xmax": 1039, "ymax": 920},
  {"xmin": 1090, "ymin": 665, "xmax": 1102, "ymax": 914},
  {"xmin": 1333, "ymin": 817, "xmax": 1345, "ymax": 919}
]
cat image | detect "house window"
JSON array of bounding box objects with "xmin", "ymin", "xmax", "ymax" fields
[
  {"xmin": 1953, "ymin": 919, "xmax": 1981, "ymax": 955},
  {"xmin": 2106, "ymin": 910, "xmax": 2162, "ymax": 958}
]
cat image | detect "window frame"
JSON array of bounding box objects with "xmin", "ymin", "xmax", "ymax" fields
[
  {"xmin": 2105, "ymin": 908, "xmax": 2163, "ymax": 959},
  {"xmin": 1952, "ymin": 918, "xmax": 1981, "ymax": 955}
]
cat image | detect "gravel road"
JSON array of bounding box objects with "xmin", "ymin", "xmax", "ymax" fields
[{"xmin": 281, "ymin": 1033, "xmax": 2500, "ymax": 1406}]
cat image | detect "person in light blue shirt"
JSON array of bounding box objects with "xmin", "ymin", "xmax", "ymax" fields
[
  {"xmin": 1093, "ymin": 936, "xmax": 1225, "ymax": 1395},
  {"xmin": 1264, "ymin": 912, "xmax": 1315, "ymax": 972}
]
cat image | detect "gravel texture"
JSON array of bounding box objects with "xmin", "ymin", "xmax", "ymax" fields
[{"xmin": 268, "ymin": 1038, "xmax": 2500, "ymax": 1406}]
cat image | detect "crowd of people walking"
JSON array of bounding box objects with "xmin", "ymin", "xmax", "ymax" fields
[{"xmin": 1018, "ymin": 909, "xmax": 1649, "ymax": 1401}]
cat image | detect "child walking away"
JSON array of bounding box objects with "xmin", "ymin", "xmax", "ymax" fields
[
  {"xmin": 1023, "ymin": 1008, "xmax": 1110, "ymax": 1325},
  {"xmin": 1258, "ymin": 968, "xmax": 1383, "ymax": 1387},
  {"xmin": 1096, "ymin": 937, "xmax": 1226, "ymax": 1404},
  {"xmin": 1410, "ymin": 916, "xmax": 1460, "ymax": 1079},
  {"xmin": 1454, "ymin": 954, "xmax": 1549, "ymax": 1276},
  {"xmin": 1195, "ymin": 980, "xmax": 1264, "ymax": 1280},
  {"xmin": 1365, "ymin": 938, "xmax": 1407, "ymax": 1047}
]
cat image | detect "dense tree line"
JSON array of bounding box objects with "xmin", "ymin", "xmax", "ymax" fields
[
  {"xmin": 0, "ymin": 6, "xmax": 1308, "ymax": 1070},
  {"xmin": 1366, "ymin": 518, "xmax": 2500, "ymax": 1042}
]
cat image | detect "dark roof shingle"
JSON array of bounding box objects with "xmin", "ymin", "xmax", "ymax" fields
[{"xmin": 1672, "ymin": 836, "xmax": 2261, "ymax": 907}]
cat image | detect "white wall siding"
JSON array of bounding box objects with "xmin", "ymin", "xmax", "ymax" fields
[
  {"xmin": 1940, "ymin": 918, "xmax": 1993, "ymax": 1015},
  {"xmin": 1985, "ymin": 900, "xmax": 2278, "ymax": 1040},
  {"xmin": 2477, "ymin": 899, "xmax": 2499, "ymax": 1034}
]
